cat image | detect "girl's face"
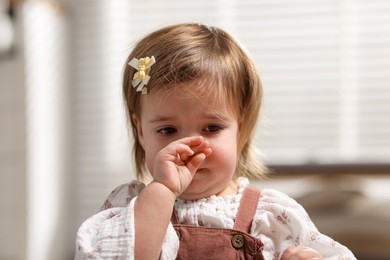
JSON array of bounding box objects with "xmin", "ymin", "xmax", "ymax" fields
[{"xmin": 133, "ymin": 84, "xmax": 240, "ymax": 200}]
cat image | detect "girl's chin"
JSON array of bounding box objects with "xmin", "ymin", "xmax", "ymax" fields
[
  {"xmin": 179, "ymin": 181, "xmax": 238, "ymax": 200},
  {"xmin": 179, "ymin": 187, "xmax": 206, "ymax": 200},
  {"xmin": 179, "ymin": 183, "xmax": 211, "ymax": 200}
]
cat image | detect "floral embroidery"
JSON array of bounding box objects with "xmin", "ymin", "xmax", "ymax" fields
[
  {"xmin": 88, "ymin": 246, "xmax": 102, "ymax": 257},
  {"xmin": 107, "ymin": 212, "xmax": 117, "ymax": 219},
  {"xmin": 102, "ymin": 199, "xmax": 112, "ymax": 210},
  {"xmin": 127, "ymin": 181, "xmax": 145, "ymax": 197},
  {"xmin": 276, "ymin": 210, "xmax": 290, "ymax": 224},
  {"xmin": 310, "ymin": 230, "xmax": 320, "ymax": 242},
  {"xmin": 126, "ymin": 197, "xmax": 132, "ymax": 205},
  {"xmin": 294, "ymin": 235, "xmax": 301, "ymax": 246}
]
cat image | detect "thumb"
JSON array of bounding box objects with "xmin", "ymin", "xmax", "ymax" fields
[{"xmin": 186, "ymin": 152, "xmax": 207, "ymax": 174}]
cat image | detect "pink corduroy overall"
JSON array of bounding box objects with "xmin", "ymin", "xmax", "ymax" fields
[{"xmin": 172, "ymin": 187, "xmax": 265, "ymax": 260}]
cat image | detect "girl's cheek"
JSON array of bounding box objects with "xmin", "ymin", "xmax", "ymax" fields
[
  {"xmin": 144, "ymin": 147, "xmax": 159, "ymax": 172},
  {"xmin": 145, "ymin": 154, "xmax": 154, "ymax": 173}
]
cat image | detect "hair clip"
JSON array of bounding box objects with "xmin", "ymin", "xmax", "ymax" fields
[{"xmin": 128, "ymin": 56, "xmax": 156, "ymax": 94}]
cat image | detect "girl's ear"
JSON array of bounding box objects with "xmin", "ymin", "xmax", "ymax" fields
[{"xmin": 132, "ymin": 113, "xmax": 145, "ymax": 148}]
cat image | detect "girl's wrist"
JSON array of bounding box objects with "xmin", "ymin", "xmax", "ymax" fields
[{"xmin": 148, "ymin": 181, "xmax": 178, "ymax": 201}]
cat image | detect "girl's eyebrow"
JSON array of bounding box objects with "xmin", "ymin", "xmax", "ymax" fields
[
  {"xmin": 148, "ymin": 115, "xmax": 174, "ymax": 124},
  {"xmin": 148, "ymin": 113, "xmax": 233, "ymax": 124},
  {"xmin": 204, "ymin": 113, "xmax": 232, "ymax": 123}
]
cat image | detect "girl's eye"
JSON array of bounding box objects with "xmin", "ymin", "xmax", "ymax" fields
[
  {"xmin": 204, "ymin": 125, "xmax": 222, "ymax": 133},
  {"xmin": 157, "ymin": 127, "xmax": 177, "ymax": 135}
]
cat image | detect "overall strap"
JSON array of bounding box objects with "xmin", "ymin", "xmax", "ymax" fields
[{"xmin": 233, "ymin": 186, "xmax": 261, "ymax": 233}]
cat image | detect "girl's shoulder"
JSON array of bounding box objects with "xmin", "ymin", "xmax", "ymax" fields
[
  {"xmin": 99, "ymin": 180, "xmax": 145, "ymax": 211},
  {"xmin": 258, "ymin": 188, "xmax": 304, "ymax": 210},
  {"xmin": 239, "ymin": 177, "xmax": 303, "ymax": 210},
  {"xmin": 239, "ymin": 177, "xmax": 299, "ymax": 207}
]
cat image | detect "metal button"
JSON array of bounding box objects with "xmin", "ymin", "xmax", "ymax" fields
[{"xmin": 231, "ymin": 234, "xmax": 245, "ymax": 249}]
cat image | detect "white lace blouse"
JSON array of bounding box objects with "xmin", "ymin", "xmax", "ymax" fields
[{"xmin": 75, "ymin": 177, "xmax": 356, "ymax": 260}]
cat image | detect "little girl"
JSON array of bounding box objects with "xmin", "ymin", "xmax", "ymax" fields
[{"xmin": 75, "ymin": 23, "xmax": 356, "ymax": 260}]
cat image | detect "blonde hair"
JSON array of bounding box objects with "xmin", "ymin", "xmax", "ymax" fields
[{"xmin": 123, "ymin": 23, "xmax": 266, "ymax": 180}]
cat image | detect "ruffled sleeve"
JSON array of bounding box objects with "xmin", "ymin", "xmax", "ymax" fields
[
  {"xmin": 251, "ymin": 188, "xmax": 356, "ymax": 260},
  {"xmin": 75, "ymin": 202, "xmax": 135, "ymax": 259},
  {"xmin": 74, "ymin": 180, "xmax": 179, "ymax": 260}
]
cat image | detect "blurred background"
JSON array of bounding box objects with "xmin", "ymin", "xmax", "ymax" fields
[{"xmin": 1, "ymin": 0, "xmax": 389, "ymax": 259}]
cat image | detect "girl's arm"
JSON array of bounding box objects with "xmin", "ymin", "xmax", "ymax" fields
[
  {"xmin": 74, "ymin": 182, "xmax": 179, "ymax": 260},
  {"xmin": 134, "ymin": 182, "xmax": 176, "ymax": 259},
  {"xmin": 134, "ymin": 136, "xmax": 211, "ymax": 259}
]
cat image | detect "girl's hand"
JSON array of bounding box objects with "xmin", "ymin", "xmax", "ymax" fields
[
  {"xmin": 281, "ymin": 247, "xmax": 323, "ymax": 260},
  {"xmin": 152, "ymin": 136, "xmax": 212, "ymax": 198}
]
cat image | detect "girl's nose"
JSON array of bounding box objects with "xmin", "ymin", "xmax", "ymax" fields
[{"xmin": 180, "ymin": 129, "xmax": 201, "ymax": 139}]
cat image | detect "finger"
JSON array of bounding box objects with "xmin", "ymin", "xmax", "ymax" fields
[
  {"xmin": 159, "ymin": 136, "xmax": 209, "ymax": 165},
  {"xmin": 189, "ymin": 138, "xmax": 209, "ymax": 151},
  {"xmin": 177, "ymin": 136, "xmax": 205, "ymax": 147},
  {"xmin": 186, "ymin": 152, "xmax": 207, "ymax": 174},
  {"xmin": 198, "ymin": 147, "xmax": 212, "ymax": 157},
  {"xmin": 281, "ymin": 247, "xmax": 322, "ymax": 260},
  {"xmin": 178, "ymin": 150, "xmax": 192, "ymax": 163},
  {"xmin": 179, "ymin": 144, "xmax": 211, "ymax": 165},
  {"xmin": 159, "ymin": 143, "xmax": 194, "ymax": 164},
  {"xmin": 175, "ymin": 137, "xmax": 209, "ymax": 161}
]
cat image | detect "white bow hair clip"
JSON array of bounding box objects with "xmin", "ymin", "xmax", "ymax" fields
[{"xmin": 128, "ymin": 56, "xmax": 156, "ymax": 94}]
